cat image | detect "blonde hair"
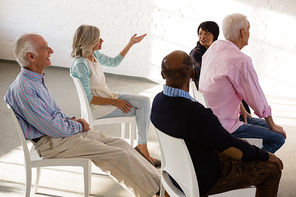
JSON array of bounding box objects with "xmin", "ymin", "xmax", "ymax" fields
[
  {"xmin": 14, "ymin": 33, "xmax": 39, "ymax": 67},
  {"xmin": 71, "ymin": 25, "xmax": 100, "ymax": 58},
  {"xmin": 222, "ymin": 13, "xmax": 248, "ymax": 42}
]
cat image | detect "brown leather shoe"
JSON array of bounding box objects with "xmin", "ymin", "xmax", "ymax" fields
[
  {"xmin": 155, "ymin": 190, "xmax": 170, "ymax": 197},
  {"xmin": 165, "ymin": 191, "xmax": 170, "ymax": 197}
]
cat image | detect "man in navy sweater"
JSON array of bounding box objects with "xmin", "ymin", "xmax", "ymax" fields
[{"xmin": 151, "ymin": 50, "xmax": 283, "ymax": 197}]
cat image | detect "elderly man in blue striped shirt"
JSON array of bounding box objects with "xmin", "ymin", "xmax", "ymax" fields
[{"xmin": 4, "ymin": 33, "xmax": 160, "ymax": 197}]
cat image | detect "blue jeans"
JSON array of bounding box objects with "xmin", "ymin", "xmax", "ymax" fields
[
  {"xmin": 101, "ymin": 94, "xmax": 150, "ymax": 145},
  {"xmin": 232, "ymin": 117, "xmax": 285, "ymax": 153}
]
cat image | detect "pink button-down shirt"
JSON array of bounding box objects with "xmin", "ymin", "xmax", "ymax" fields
[{"xmin": 199, "ymin": 40, "xmax": 271, "ymax": 133}]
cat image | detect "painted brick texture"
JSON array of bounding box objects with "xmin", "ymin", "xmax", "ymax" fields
[{"xmin": 0, "ymin": 0, "xmax": 295, "ymax": 100}]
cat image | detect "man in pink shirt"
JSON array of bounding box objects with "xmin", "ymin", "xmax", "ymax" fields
[{"xmin": 199, "ymin": 13, "xmax": 286, "ymax": 153}]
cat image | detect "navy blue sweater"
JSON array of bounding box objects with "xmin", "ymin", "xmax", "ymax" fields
[{"xmin": 151, "ymin": 92, "xmax": 269, "ymax": 195}]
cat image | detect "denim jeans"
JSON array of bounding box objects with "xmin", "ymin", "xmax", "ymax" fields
[
  {"xmin": 232, "ymin": 117, "xmax": 285, "ymax": 153},
  {"xmin": 100, "ymin": 93, "xmax": 150, "ymax": 145},
  {"xmin": 202, "ymin": 153, "xmax": 282, "ymax": 197}
]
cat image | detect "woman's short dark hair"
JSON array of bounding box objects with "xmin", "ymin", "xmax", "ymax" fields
[{"xmin": 197, "ymin": 21, "xmax": 220, "ymax": 41}]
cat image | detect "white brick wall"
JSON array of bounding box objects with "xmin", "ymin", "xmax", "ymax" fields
[{"xmin": 1, "ymin": 0, "xmax": 296, "ymax": 101}]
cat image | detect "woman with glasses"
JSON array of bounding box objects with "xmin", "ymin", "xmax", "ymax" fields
[{"xmin": 190, "ymin": 21, "xmax": 219, "ymax": 89}]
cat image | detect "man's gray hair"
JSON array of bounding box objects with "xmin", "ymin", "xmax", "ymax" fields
[
  {"xmin": 222, "ymin": 13, "xmax": 249, "ymax": 42},
  {"xmin": 14, "ymin": 33, "xmax": 39, "ymax": 67}
]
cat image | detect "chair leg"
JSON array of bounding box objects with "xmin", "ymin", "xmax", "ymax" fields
[
  {"xmin": 83, "ymin": 162, "xmax": 91, "ymax": 197},
  {"xmin": 159, "ymin": 184, "xmax": 165, "ymax": 197},
  {"xmin": 34, "ymin": 167, "xmax": 41, "ymax": 194},
  {"xmin": 130, "ymin": 122, "xmax": 136, "ymax": 147},
  {"xmin": 25, "ymin": 166, "xmax": 32, "ymax": 197},
  {"xmin": 121, "ymin": 123, "xmax": 126, "ymax": 140}
]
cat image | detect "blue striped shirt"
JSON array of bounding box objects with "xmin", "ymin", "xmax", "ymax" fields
[
  {"xmin": 5, "ymin": 68, "xmax": 82, "ymax": 140},
  {"xmin": 163, "ymin": 85, "xmax": 194, "ymax": 100}
]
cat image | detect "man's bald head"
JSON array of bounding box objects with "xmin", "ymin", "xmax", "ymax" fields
[{"xmin": 161, "ymin": 50, "xmax": 193, "ymax": 89}]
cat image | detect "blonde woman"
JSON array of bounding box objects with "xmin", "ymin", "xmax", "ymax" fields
[{"xmin": 70, "ymin": 25, "xmax": 160, "ymax": 167}]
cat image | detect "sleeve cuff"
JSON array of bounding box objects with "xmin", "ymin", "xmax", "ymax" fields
[
  {"xmin": 116, "ymin": 54, "xmax": 124, "ymax": 62},
  {"xmin": 254, "ymin": 106, "xmax": 272, "ymax": 118}
]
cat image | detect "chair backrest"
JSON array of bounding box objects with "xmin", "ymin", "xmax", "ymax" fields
[
  {"xmin": 6, "ymin": 104, "xmax": 39, "ymax": 169},
  {"xmin": 71, "ymin": 75, "xmax": 94, "ymax": 129},
  {"xmin": 190, "ymin": 81, "xmax": 209, "ymax": 107},
  {"xmin": 156, "ymin": 128, "xmax": 199, "ymax": 197}
]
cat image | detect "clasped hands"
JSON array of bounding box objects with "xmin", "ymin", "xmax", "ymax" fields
[{"xmin": 71, "ymin": 118, "xmax": 90, "ymax": 131}]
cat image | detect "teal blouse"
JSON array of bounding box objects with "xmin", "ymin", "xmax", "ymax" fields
[{"xmin": 70, "ymin": 51, "xmax": 124, "ymax": 102}]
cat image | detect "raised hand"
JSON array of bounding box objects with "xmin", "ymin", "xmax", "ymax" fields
[{"xmin": 129, "ymin": 33, "xmax": 147, "ymax": 45}]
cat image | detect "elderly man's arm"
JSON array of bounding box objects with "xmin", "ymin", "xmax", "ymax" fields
[
  {"xmin": 265, "ymin": 116, "xmax": 287, "ymax": 138},
  {"xmin": 235, "ymin": 60, "xmax": 287, "ymax": 139},
  {"xmin": 19, "ymin": 89, "xmax": 83, "ymax": 138}
]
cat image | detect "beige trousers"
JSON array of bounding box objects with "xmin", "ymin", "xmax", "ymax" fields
[{"xmin": 34, "ymin": 130, "xmax": 160, "ymax": 197}]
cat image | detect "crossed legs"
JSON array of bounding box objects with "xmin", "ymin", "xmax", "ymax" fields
[{"xmin": 102, "ymin": 93, "xmax": 158, "ymax": 164}]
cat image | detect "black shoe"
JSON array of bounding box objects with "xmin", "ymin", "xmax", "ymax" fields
[{"xmin": 134, "ymin": 146, "xmax": 161, "ymax": 168}]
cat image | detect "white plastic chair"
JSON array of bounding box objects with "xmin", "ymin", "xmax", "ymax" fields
[
  {"xmin": 156, "ymin": 128, "xmax": 199, "ymax": 197},
  {"xmin": 6, "ymin": 103, "xmax": 92, "ymax": 197},
  {"xmin": 190, "ymin": 81, "xmax": 263, "ymax": 148},
  {"xmin": 156, "ymin": 128, "xmax": 256, "ymax": 197},
  {"xmin": 71, "ymin": 75, "xmax": 136, "ymax": 146},
  {"xmin": 189, "ymin": 80, "xmax": 209, "ymax": 108}
]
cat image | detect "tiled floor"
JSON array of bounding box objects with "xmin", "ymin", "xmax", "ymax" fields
[{"xmin": 1, "ymin": 60, "xmax": 295, "ymax": 196}]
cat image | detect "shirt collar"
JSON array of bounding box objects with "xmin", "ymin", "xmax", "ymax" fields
[
  {"xmin": 21, "ymin": 67, "xmax": 44, "ymax": 82},
  {"xmin": 224, "ymin": 39, "xmax": 240, "ymax": 50},
  {"xmin": 197, "ymin": 41, "xmax": 207, "ymax": 51},
  {"xmin": 163, "ymin": 84, "xmax": 194, "ymax": 100}
]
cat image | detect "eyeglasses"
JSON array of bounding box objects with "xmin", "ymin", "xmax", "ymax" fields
[{"xmin": 198, "ymin": 32, "xmax": 212, "ymax": 37}]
